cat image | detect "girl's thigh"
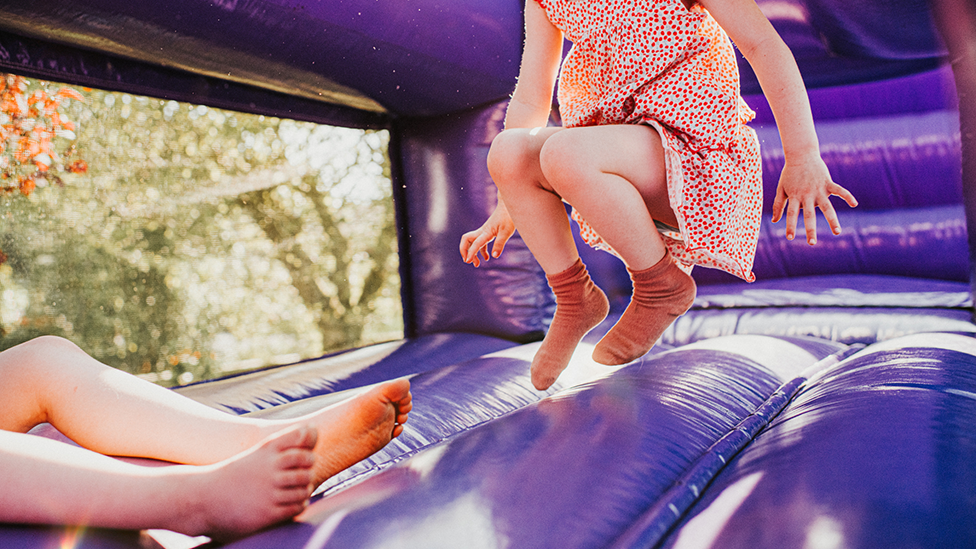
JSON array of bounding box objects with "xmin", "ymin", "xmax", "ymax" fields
[{"xmin": 539, "ymin": 123, "xmax": 674, "ymax": 225}]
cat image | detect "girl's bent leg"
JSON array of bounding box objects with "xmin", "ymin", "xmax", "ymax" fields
[
  {"xmin": 537, "ymin": 124, "xmax": 673, "ymax": 271},
  {"xmin": 488, "ymin": 128, "xmax": 609, "ymax": 389},
  {"xmin": 537, "ymin": 125, "xmax": 696, "ymax": 364},
  {"xmin": 0, "ymin": 425, "xmax": 317, "ymax": 540},
  {"xmin": 487, "ymin": 126, "xmax": 579, "ymax": 274}
]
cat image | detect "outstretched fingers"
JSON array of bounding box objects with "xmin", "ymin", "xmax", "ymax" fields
[
  {"xmin": 829, "ymin": 181, "xmax": 859, "ymax": 209},
  {"xmin": 774, "ymin": 180, "xmax": 858, "ymax": 245},
  {"xmin": 820, "ymin": 181, "xmax": 859, "ymax": 235},
  {"xmin": 808, "ymin": 181, "xmax": 859, "ymax": 243}
]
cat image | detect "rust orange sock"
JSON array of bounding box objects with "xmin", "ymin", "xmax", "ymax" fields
[
  {"xmin": 592, "ymin": 250, "xmax": 696, "ymax": 365},
  {"xmin": 531, "ymin": 258, "xmax": 609, "ymax": 390}
]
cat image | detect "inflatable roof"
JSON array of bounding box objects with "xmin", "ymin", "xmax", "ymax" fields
[{"xmin": 2, "ymin": 0, "xmax": 976, "ymax": 547}]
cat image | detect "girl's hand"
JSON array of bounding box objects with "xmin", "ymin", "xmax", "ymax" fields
[
  {"xmin": 459, "ymin": 201, "xmax": 516, "ymax": 267},
  {"xmin": 771, "ymin": 156, "xmax": 858, "ymax": 245}
]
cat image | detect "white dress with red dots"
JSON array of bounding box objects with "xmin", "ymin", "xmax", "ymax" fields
[{"xmin": 535, "ymin": 0, "xmax": 762, "ymax": 282}]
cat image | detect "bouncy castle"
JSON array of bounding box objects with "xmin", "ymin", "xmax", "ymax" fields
[{"xmin": 1, "ymin": 0, "xmax": 975, "ymax": 546}]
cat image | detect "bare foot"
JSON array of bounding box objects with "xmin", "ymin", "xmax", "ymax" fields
[
  {"xmin": 177, "ymin": 424, "xmax": 317, "ymax": 540},
  {"xmin": 302, "ymin": 379, "xmax": 412, "ymax": 487}
]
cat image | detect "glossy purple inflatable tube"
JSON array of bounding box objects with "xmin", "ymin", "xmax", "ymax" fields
[
  {"xmin": 226, "ymin": 335, "xmax": 843, "ymax": 549},
  {"xmin": 659, "ymin": 333, "xmax": 976, "ymax": 549}
]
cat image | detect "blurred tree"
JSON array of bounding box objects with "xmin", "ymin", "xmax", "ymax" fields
[
  {"xmin": 0, "ymin": 75, "xmax": 401, "ymax": 384},
  {"xmin": 0, "ymin": 74, "xmax": 87, "ymax": 197}
]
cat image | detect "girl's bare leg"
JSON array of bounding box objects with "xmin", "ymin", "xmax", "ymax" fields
[
  {"xmin": 489, "ymin": 124, "xmax": 695, "ymax": 377},
  {"xmin": 0, "ymin": 336, "xmax": 411, "ymax": 487},
  {"xmin": 489, "ymin": 124, "xmax": 674, "ymax": 278},
  {"xmin": 488, "ymin": 127, "xmax": 609, "ymax": 389},
  {"xmin": 538, "ymin": 125, "xmax": 696, "ymax": 365},
  {"xmin": 488, "ymin": 126, "xmax": 580, "ymax": 274},
  {"xmin": 536, "ymin": 124, "xmax": 672, "ymax": 270},
  {"xmin": 0, "ymin": 424, "xmax": 317, "ymax": 540}
]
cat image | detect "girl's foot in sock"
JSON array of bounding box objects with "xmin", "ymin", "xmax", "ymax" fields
[
  {"xmin": 531, "ymin": 258, "xmax": 609, "ymax": 390},
  {"xmin": 592, "ymin": 250, "xmax": 695, "ymax": 365}
]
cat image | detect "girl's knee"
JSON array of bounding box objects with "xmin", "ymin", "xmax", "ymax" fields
[
  {"xmin": 538, "ymin": 131, "xmax": 588, "ymax": 187},
  {"xmin": 487, "ymin": 130, "xmax": 538, "ymax": 185},
  {"xmin": 24, "ymin": 335, "xmax": 81, "ymax": 354},
  {"xmin": 0, "ymin": 337, "xmax": 77, "ymax": 397},
  {"xmin": 4, "ymin": 336, "xmax": 84, "ymax": 369}
]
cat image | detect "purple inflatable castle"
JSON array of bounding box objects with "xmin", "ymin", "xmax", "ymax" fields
[{"xmin": 1, "ymin": 0, "xmax": 974, "ymax": 547}]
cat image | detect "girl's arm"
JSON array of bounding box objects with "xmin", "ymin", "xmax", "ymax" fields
[
  {"xmin": 700, "ymin": 0, "xmax": 857, "ymax": 245},
  {"xmin": 460, "ymin": 0, "xmax": 564, "ymax": 266},
  {"xmin": 504, "ymin": 0, "xmax": 564, "ymax": 129}
]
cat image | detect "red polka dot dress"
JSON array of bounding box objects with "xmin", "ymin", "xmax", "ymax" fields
[{"xmin": 535, "ymin": 0, "xmax": 762, "ymax": 281}]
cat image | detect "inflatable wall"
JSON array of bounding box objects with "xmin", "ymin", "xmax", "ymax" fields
[{"xmin": 1, "ymin": 0, "xmax": 975, "ymax": 547}]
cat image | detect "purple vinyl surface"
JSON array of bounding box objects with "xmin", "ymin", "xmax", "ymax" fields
[{"xmin": 2, "ymin": 0, "xmax": 975, "ymax": 547}]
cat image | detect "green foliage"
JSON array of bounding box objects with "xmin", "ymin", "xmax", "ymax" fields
[{"xmin": 0, "ymin": 77, "xmax": 402, "ymax": 385}]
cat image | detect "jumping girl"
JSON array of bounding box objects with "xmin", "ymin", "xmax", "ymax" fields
[{"xmin": 460, "ymin": 0, "xmax": 857, "ymax": 390}]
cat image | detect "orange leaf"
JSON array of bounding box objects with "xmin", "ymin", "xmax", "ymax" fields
[
  {"xmin": 57, "ymin": 88, "xmax": 85, "ymax": 102},
  {"xmin": 19, "ymin": 176, "xmax": 34, "ymax": 196},
  {"xmin": 67, "ymin": 159, "xmax": 88, "ymax": 174}
]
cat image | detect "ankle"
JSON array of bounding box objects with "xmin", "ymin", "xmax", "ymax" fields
[
  {"xmin": 157, "ymin": 466, "xmax": 214, "ymax": 537},
  {"xmin": 630, "ymin": 252, "xmax": 695, "ymax": 301},
  {"xmin": 546, "ymin": 258, "xmax": 586, "ymax": 288}
]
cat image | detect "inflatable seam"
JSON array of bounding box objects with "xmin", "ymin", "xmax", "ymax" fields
[{"xmin": 609, "ymin": 346, "xmax": 862, "ymax": 548}]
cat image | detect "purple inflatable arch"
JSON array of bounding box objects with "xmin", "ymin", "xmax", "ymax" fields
[{"xmin": 1, "ymin": 0, "xmax": 976, "ymax": 547}]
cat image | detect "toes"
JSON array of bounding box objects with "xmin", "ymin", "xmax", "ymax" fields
[
  {"xmin": 277, "ymin": 448, "xmax": 316, "ymax": 471},
  {"xmin": 275, "ymin": 469, "xmax": 315, "ymax": 490},
  {"xmin": 296, "ymin": 424, "xmax": 318, "ymax": 450},
  {"xmin": 269, "ymin": 424, "xmax": 317, "ymax": 452},
  {"xmin": 531, "ymin": 373, "xmax": 556, "ymax": 391},
  {"xmin": 273, "ymin": 500, "xmax": 309, "ymax": 516},
  {"xmin": 378, "ymin": 378, "xmax": 412, "ymax": 403},
  {"xmin": 398, "ymin": 396, "xmax": 413, "ymax": 414}
]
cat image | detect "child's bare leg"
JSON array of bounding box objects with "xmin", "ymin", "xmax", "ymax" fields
[
  {"xmin": 488, "ymin": 128, "xmax": 609, "ymax": 390},
  {"xmin": 488, "ymin": 126, "xmax": 581, "ymax": 273},
  {"xmin": 537, "ymin": 125, "xmax": 696, "ymax": 364},
  {"xmin": 0, "ymin": 336, "xmax": 411, "ymax": 485},
  {"xmin": 537, "ymin": 124, "xmax": 671, "ymax": 269},
  {"xmin": 0, "ymin": 424, "xmax": 316, "ymax": 540},
  {"xmin": 0, "ymin": 336, "xmax": 266, "ymax": 463}
]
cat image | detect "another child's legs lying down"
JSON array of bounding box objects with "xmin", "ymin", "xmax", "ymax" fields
[{"xmin": 0, "ymin": 336, "xmax": 412, "ymax": 540}]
